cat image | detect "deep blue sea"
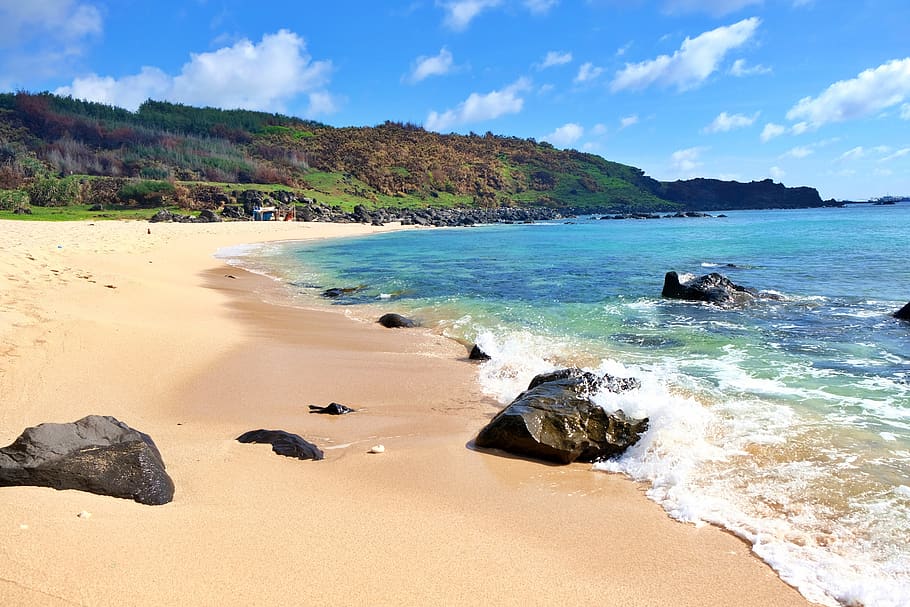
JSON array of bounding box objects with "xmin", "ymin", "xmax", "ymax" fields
[{"xmin": 221, "ymin": 203, "xmax": 910, "ymax": 607}]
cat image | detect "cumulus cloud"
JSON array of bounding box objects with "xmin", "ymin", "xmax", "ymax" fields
[
  {"xmin": 703, "ymin": 111, "xmax": 759, "ymax": 133},
  {"xmin": 729, "ymin": 58, "xmax": 771, "ymax": 76},
  {"xmin": 760, "ymin": 122, "xmax": 786, "ymax": 142},
  {"xmin": 543, "ymin": 122, "xmax": 584, "ymax": 147},
  {"xmin": 407, "ymin": 48, "xmax": 455, "ymax": 83},
  {"xmin": 671, "ymin": 146, "xmax": 708, "ymax": 177},
  {"xmin": 55, "ymin": 30, "xmax": 335, "ymax": 116},
  {"xmin": 540, "ymin": 50, "xmax": 572, "ymax": 69},
  {"xmin": 438, "ymin": 0, "xmax": 503, "ymax": 30},
  {"xmin": 574, "ymin": 62, "xmax": 604, "ymax": 83},
  {"xmin": 425, "ymin": 78, "xmax": 531, "ymax": 132},
  {"xmin": 611, "ymin": 17, "xmax": 760, "ymax": 92},
  {"xmin": 620, "ymin": 114, "xmax": 639, "ymax": 129},
  {"xmin": 786, "ymin": 57, "xmax": 910, "ymax": 128},
  {"xmin": 662, "ymin": 0, "xmax": 762, "ymax": 16},
  {"xmin": 0, "ymin": 0, "xmax": 102, "ymax": 86}
]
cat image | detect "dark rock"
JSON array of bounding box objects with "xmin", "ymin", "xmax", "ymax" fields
[
  {"xmin": 198, "ymin": 209, "xmax": 222, "ymax": 223},
  {"xmin": 89, "ymin": 203, "xmax": 104, "ymax": 211},
  {"xmin": 0, "ymin": 415, "xmax": 175, "ymax": 505},
  {"xmin": 894, "ymin": 301, "xmax": 910, "ymax": 320},
  {"xmin": 322, "ymin": 286, "xmax": 365, "ymax": 298},
  {"xmin": 475, "ymin": 369, "xmax": 647, "ymax": 464},
  {"xmin": 12, "ymin": 207, "xmax": 31, "ymax": 215},
  {"xmin": 469, "ymin": 344, "xmax": 491, "ymax": 361},
  {"xmin": 662, "ymin": 271, "xmax": 758, "ymax": 306},
  {"xmin": 308, "ymin": 403, "xmax": 355, "ymax": 415},
  {"xmin": 149, "ymin": 208, "xmax": 174, "ymax": 223},
  {"xmin": 236, "ymin": 429, "xmax": 324, "ymax": 460},
  {"xmin": 378, "ymin": 313, "xmax": 417, "ymax": 328}
]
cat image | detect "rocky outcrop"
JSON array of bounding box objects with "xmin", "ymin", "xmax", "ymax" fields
[
  {"xmin": 0, "ymin": 415, "xmax": 175, "ymax": 505},
  {"xmin": 894, "ymin": 301, "xmax": 910, "ymax": 320},
  {"xmin": 474, "ymin": 369, "xmax": 648, "ymax": 464},
  {"xmin": 469, "ymin": 344, "xmax": 491, "ymax": 361},
  {"xmin": 236, "ymin": 429, "xmax": 324, "ymax": 460},
  {"xmin": 658, "ymin": 178, "xmax": 825, "ymax": 211},
  {"xmin": 378, "ymin": 313, "xmax": 417, "ymax": 328},
  {"xmin": 322, "ymin": 286, "xmax": 366, "ymax": 298},
  {"xmin": 662, "ymin": 271, "xmax": 758, "ymax": 306}
]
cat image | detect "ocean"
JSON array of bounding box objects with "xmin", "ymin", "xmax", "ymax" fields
[{"xmin": 220, "ymin": 203, "xmax": 910, "ymax": 607}]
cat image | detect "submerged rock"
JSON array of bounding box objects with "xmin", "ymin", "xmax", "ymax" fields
[
  {"xmin": 237, "ymin": 429, "xmax": 324, "ymax": 461},
  {"xmin": 377, "ymin": 313, "xmax": 417, "ymax": 328},
  {"xmin": 894, "ymin": 301, "xmax": 910, "ymax": 320},
  {"xmin": 0, "ymin": 415, "xmax": 175, "ymax": 505},
  {"xmin": 322, "ymin": 286, "xmax": 366, "ymax": 298},
  {"xmin": 662, "ymin": 271, "xmax": 758, "ymax": 306},
  {"xmin": 474, "ymin": 369, "xmax": 648, "ymax": 464}
]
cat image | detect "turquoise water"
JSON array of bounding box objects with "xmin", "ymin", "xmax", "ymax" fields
[{"xmin": 222, "ymin": 204, "xmax": 910, "ymax": 607}]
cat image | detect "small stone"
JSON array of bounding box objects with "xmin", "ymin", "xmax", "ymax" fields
[
  {"xmin": 77, "ymin": 510, "xmax": 92, "ymax": 519},
  {"xmin": 368, "ymin": 445, "xmax": 385, "ymax": 454},
  {"xmin": 19, "ymin": 524, "xmax": 28, "ymax": 530}
]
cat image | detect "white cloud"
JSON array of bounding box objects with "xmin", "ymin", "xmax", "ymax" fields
[
  {"xmin": 730, "ymin": 58, "xmax": 771, "ymax": 76},
  {"xmin": 671, "ymin": 146, "xmax": 708, "ymax": 177},
  {"xmin": 524, "ymin": 0, "xmax": 559, "ymax": 13},
  {"xmin": 425, "ymin": 78, "xmax": 531, "ymax": 131},
  {"xmin": 703, "ymin": 111, "xmax": 758, "ymax": 133},
  {"xmin": 574, "ymin": 62, "xmax": 604, "ymax": 83},
  {"xmin": 786, "ymin": 57, "xmax": 910, "ymax": 128},
  {"xmin": 784, "ymin": 145, "xmax": 813, "ymax": 159},
  {"xmin": 56, "ymin": 30, "xmax": 335, "ymax": 116},
  {"xmin": 619, "ymin": 114, "xmax": 639, "ymax": 129},
  {"xmin": 540, "ymin": 50, "xmax": 572, "ymax": 69},
  {"xmin": 543, "ymin": 122, "xmax": 584, "ymax": 147},
  {"xmin": 407, "ymin": 48, "xmax": 455, "ymax": 83},
  {"xmin": 837, "ymin": 146, "xmax": 865, "ymax": 161},
  {"xmin": 880, "ymin": 148, "xmax": 910, "ymax": 163},
  {"xmin": 592, "ymin": 123, "xmax": 608, "ymax": 135},
  {"xmin": 791, "ymin": 121, "xmax": 810, "ymax": 134},
  {"xmin": 438, "ymin": 0, "xmax": 503, "ymax": 30},
  {"xmin": 616, "ymin": 42, "xmax": 633, "ymax": 57},
  {"xmin": 662, "ymin": 0, "xmax": 762, "ymax": 17},
  {"xmin": 0, "ymin": 0, "xmax": 102, "ymax": 85},
  {"xmin": 611, "ymin": 17, "xmax": 760, "ymax": 92},
  {"xmin": 760, "ymin": 122, "xmax": 786, "ymax": 142},
  {"xmin": 901, "ymin": 103, "xmax": 910, "ymax": 120},
  {"xmin": 769, "ymin": 166, "xmax": 785, "ymax": 180}
]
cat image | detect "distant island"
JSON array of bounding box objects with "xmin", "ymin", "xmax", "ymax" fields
[{"xmin": 0, "ymin": 91, "xmax": 834, "ymax": 219}]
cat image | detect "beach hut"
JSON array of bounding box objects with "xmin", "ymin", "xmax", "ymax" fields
[{"xmin": 252, "ymin": 206, "xmax": 276, "ymax": 221}]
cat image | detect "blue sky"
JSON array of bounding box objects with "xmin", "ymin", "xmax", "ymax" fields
[{"xmin": 1, "ymin": 1, "xmax": 908, "ymax": 200}]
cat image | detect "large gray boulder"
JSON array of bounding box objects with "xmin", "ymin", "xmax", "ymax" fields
[
  {"xmin": 474, "ymin": 369, "xmax": 648, "ymax": 464},
  {"xmin": 0, "ymin": 415, "xmax": 175, "ymax": 505},
  {"xmin": 662, "ymin": 271, "xmax": 758, "ymax": 306}
]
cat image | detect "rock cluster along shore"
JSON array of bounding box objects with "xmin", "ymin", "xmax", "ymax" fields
[{"xmin": 147, "ymin": 188, "xmax": 729, "ymax": 226}]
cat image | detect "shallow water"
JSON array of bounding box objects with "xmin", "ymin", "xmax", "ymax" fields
[{"xmin": 220, "ymin": 203, "xmax": 910, "ymax": 607}]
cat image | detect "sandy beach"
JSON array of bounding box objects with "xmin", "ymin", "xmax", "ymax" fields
[{"xmin": 0, "ymin": 219, "xmax": 812, "ymax": 606}]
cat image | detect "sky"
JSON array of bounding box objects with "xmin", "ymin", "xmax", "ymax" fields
[{"xmin": 1, "ymin": 1, "xmax": 908, "ymax": 200}]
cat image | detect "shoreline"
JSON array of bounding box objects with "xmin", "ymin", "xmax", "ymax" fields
[{"xmin": 0, "ymin": 219, "xmax": 812, "ymax": 606}]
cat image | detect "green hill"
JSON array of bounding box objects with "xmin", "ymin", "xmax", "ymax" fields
[{"xmin": 0, "ymin": 91, "xmax": 825, "ymax": 214}]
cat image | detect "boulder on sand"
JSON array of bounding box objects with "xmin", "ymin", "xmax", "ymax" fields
[
  {"xmin": 0, "ymin": 415, "xmax": 175, "ymax": 505},
  {"xmin": 474, "ymin": 369, "xmax": 648, "ymax": 464},
  {"xmin": 377, "ymin": 313, "xmax": 417, "ymax": 328},
  {"xmin": 236, "ymin": 429, "xmax": 324, "ymax": 460}
]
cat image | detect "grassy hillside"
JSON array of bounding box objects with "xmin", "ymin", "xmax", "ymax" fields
[{"xmin": 0, "ymin": 92, "xmax": 824, "ymax": 215}]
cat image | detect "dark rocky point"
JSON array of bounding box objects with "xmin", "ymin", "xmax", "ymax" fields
[
  {"xmin": 236, "ymin": 429, "xmax": 324, "ymax": 460},
  {"xmin": 469, "ymin": 344, "xmax": 492, "ymax": 361},
  {"xmin": 474, "ymin": 368, "xmax": 648, "ymax": 464},
  {"xmin": 662, "ymin": 271, "xmax": 759, "ymax": 306},
  {"xmin": 894, "ymin": 301, "xmax": 910, "ymax": 320},
  {"xmin": 0, "ymin": 415, "xmax": 175, "ymax": 505},
  {"xmin": 378, "ymin": 313, "xmax": 417, "ymax": 328},
  {"xmin": 322, "ymin": 286, "xmax": 365, "ymax": 298},
  {"xmin": 308, "ymin": 403, "xmax": 355, "ymax": 415}
]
